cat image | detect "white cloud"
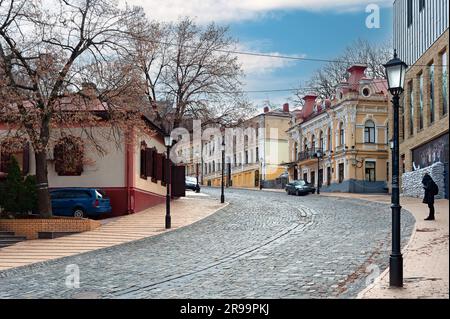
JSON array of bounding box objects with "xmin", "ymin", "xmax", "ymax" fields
[
  {"xmin": 121, "ymin": 0, "xmax": 392, "ymax": 24},
  {"xmin": 236, "ymin": 43, "xmax": 303, "ymax": 75}
]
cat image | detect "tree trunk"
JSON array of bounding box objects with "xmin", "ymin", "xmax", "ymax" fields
[{"xmin": 35, "ymin": 151, "xmax": 52, "ymax": 218}]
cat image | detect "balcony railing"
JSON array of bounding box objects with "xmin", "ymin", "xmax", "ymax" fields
[{"xmin": 297, "ymin": 148, "xmax": 324, "ymax": 161}]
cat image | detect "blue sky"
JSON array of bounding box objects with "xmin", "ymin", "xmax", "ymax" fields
[{"xmin": 125, "ymin": 0, "xmax": 394, "ymax": 109}]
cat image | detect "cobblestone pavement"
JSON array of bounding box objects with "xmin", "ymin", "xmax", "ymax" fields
[{"xmin": 0, "ymin": 188, "xmax": 415, "ymax": 299}]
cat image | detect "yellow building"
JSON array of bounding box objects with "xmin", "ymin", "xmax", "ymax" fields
[
  {"xmin": 287, "ymin": 65, "xmax": 391, "ymax": 193},
  {"xmin": 392, "ymin": 1, "xmax": 449, "ymax": 199},
  {"xmin": 203, "ymin": 104, "xmax": 292, "ymax": 189}
]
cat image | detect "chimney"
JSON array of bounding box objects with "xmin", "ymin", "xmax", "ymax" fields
[
  {"xmin": 282, "ymin": 103, "xmax": 290, "ymax": 113},
  {"xmin": 302, "ymin": 93, "xmax": 317, "ymax": 119},
  {"xmin": 80, "ymin": 82, "xmax": 98, "ymax": 97},
  {"xmin": 347, "ymin": 64, "xmax": 367, "ymax": 91},
  {"xmin": 263, "ymin": 106, "xmax": 270, "ymax": 113}
]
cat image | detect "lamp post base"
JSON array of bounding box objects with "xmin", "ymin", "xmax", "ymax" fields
[
  {"xmin": 389, "ymin": 254, "xmax": 403, "ymax": 287},
  {"xmin": 220, "ymin": 195, "xmax": 225, "ymax": 203},
  {"xmin": 165, "ymin": 214, "xmax": 171, "ymax": 229}
]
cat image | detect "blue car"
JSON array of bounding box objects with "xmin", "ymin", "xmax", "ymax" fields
[{"xmin": 50, "ymin": 188, "xmax": 112, "ymax": 218}]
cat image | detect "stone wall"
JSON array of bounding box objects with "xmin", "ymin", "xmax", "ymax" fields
[{"xmin": 401, "ymin": 162, "xmax": 445, "ymax": 199}]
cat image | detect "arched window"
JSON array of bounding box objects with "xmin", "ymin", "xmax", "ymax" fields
[
  {"xmin": 303, "ymin": 138, "xmax": 308, "ymax": 152},
  {"xmin": 364, "ymin": 120, "xmax": 376, "ymax": 144},
  {"xmin": 319, "ymin": 131, "xmax": 324, "ymax": 151},
  {"xmin": 339, "ymin": 122, "xmax": 345, "ymax": 146},
  {"xmin": 54, "ymin": 136, "xmax": 84, "ymax": 176},
  {"xmin": 294, "ymin": 142, "xmax": 298, "ymax": 160},
  {"xmin": 311, "ymin": 135, "xmax": 315, "ymax": 153},
  {"xmin": 327, "ymin": 128, "xmax": 332, "ymax": 151}
]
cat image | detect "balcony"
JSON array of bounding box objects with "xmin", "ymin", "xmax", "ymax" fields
[{"xmin": 297, "ymin": 148, "xmax": 324, "ymax": 162}]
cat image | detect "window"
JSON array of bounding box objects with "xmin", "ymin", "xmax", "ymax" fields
[
  {"xmin": 443, "ymin": 51, "xmax": 448, "ymax": 116},
  {"xmin": 429, "ymin": 63, "xmax": 435, "ymax": 124},
  {"xmin": 319, "ymin": 131, "xmax": 324, "ymax": 151},
  {"xmin": 327, "ymin": 128, "xmax": 332, "ymax": 151},
  {"xmin": 311, "ymin": 135, "xmax": 315, "ymax": 153},
  {"xmin": 401, "ymin": 96, "xmax": 405, "ymax": 140},
  {"xmin": 338, "ymin": 163, "xmax": 344, "ymax": 183},
  {"xmin": 256, "ymin": 147, "xmax": 259, "ymax": 162},
  {"xmin": 303, "ymin": 172, "xmax": 308, "ymax": 182},
  {"xmin": 310, "ymin": 171, "xmax": 315, "ymax": 187},
  {"xmin": 409, "ymin": 81, "xmax": 414, "ymax": 136},
  {"xmin": 339, "ymin": 122, "xmax": 344, "ymax": 146},
  {"xmin": 245, "ymin": 151, "xmax": 248, "ymax": 164},
  {"xmin": 364, "ymin": 120, "xmax": 376, "ymax": 144},
  {"xmin": 419, "ymin": 73, "xmax": 424, "ymax": 130},
  {"xmin": 362, "ymin": 87, "xmax": 370, "ymax": 97},
  {"xmin": 54, "ymin": 136, "xmax": 84, "ymax": 176},
  {"xmin": 419, "ymin": 0, "xmax": 425, "ymax": 11},
  {"xmin": 365, "ymin": 161, "xmax": 376, "ymax": 182},
  {"xmin": 407, "ymin": 0, "xmax": 413, "ymax": 27}
]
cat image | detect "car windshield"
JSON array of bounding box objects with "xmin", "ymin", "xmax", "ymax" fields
[
  {"xmin": 293, "ymin": 181, "xmax": 306, "ymax": 186},
  {"xmin": 186, "ymin": 176, "xmax": 197, "ymax": 183}
]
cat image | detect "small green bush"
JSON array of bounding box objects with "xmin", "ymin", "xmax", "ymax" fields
[{"xmin": 0, "ymin": 157, "xmax": 38, "ymax": 217}]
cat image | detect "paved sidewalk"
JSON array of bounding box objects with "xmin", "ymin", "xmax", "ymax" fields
[
  {"xmin": 0, "ymin": 191, "xmax": 226, "ymax": 271},
  {"xmin": 321, "ymin": 192, "xmax": 449, "ymax": 299}
]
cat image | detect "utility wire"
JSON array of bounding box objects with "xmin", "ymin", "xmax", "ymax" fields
[{"xmin": 148, "ymin": 40, "xmax": 445, "ymax": 67}]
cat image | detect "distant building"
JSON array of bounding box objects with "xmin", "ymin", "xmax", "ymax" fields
[
  {"xmin": 202, "ymin": 104, "xmax": 292, "ymax": 189},
  {"xmin": 287, "ymin": 65, "xmax": 390, "ymax": 193},
  {"xmin": 393, "ymin": 0, "xmax": 449, "ymax": 198}
]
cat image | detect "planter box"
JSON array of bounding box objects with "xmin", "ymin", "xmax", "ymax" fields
[{"xmin": 0, "ymin": 218, "xmax": 101, "ymax": 240}]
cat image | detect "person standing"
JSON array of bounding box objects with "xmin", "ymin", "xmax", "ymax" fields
[{"xmin": 422, "ymin": 173, "xmax": 438, "ymax": 221}]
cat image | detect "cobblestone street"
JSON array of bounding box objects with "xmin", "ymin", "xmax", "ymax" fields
[{"xmin": 0, "ymin": 188, "xmax": 415, "ymax": 299}]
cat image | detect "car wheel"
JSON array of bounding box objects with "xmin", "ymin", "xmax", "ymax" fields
[
  {"xmin": 296, "ymin": 190, "xmax": 301, "ymax": 196},
  {"xmin": 73, "ymin": 208, "xmax": 86, "ymax": 218}
]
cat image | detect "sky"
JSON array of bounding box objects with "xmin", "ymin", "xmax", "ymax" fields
[{"xmin": 123, "ymin": 0, "xmax": 394, "ymax": 110}]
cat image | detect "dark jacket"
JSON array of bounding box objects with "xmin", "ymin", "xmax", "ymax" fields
[{"xmin": 422, "ymin": 174, "xmax": 437, "ymax": 205}]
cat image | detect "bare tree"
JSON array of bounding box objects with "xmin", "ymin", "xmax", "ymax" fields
[
  {"xmin": 293, "ymin": 38, "xmax": 391, "ymax": 104},
  {"xmin": 0, "ymin": 0, "xmax": 145, "ymax": 217},
  {"xmin": 127, "ymin": 16, "xmax": 254, "ymax": 130}
]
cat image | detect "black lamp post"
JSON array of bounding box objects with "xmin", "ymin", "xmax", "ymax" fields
[
  {"xmin": 384, "ymin": 49, "xmax": 408, "ymax": 288},
  {"xmin": 221, "ymin": 139, "xmax": 225, "ymax": 203},
  {"xmin": 195, "ymin": 151, "xmax": 200, "ymax": 193},
  {"xmin": 164, "ymin": 134, "xmax": 173, "ymax": 229},
  {"xmin": 315, "ymin": 149, "xmax": 323, "ymax": 194}
]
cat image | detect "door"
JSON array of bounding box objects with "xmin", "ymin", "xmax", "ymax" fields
[
  {"xmin": 318, "ymin": 169, "xmax": 323, "ymax": 188},
  {"xmin": 293, "ymin": 166, "xmax": 298, "ymax": 180},
  {"xmin": 310, "ymin": 171, "xmax": 315, "ymax": 187},
  {"xmin": 171, "ymin": 164, "xmax": 186, "ymax": 198},
  {"xmin": 338, "ymin": 163, "xmax": 344, "ymax": 183},
  {"xmin": 327, "ymin": 167, "xmax": 331, "ymax": 186}
]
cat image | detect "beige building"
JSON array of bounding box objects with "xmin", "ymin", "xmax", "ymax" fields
[
  {"xmin": 393, "ymin": 1, "xmax": 449, "ymax": 198},
  {"xmin": 287, "ymin": 65, "xmax": 391, "ymax": 193},
  {"xmin": 203, "ymin": 105, "xmax": 292, "ymax": 188}
]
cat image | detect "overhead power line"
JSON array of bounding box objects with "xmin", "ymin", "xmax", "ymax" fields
[{"xmin": 148, "ymin": 40, "xmax": 445, "ymax": 68}]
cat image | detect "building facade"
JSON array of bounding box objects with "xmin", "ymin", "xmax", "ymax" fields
[
  {"xmin": 202, "ymin": 105, "xmax": 292, "ymax": 189},
  {"xmin": 287, "ymin": 65, "xmax": 391, "ymax": 193},
  {"xmin": 393, "ymin": 0, "xmax": 449, "ymax": 198},
  {"xmin": 0, "ymin": 117, "xmax": 185, "ymax": 217}
]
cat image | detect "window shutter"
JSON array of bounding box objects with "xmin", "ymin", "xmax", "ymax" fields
[
  {"xmin": 145, "ymin": 148, "xmax": 154, "ymax": 178},
  {"xmin": 22, "ymin": 142, "xmax": 30, "ymax": 175},
  {"xmin": 156, "ymin": 153, "xmax": 163, "ymax": 181},
  {"xmin": 140, "ymin": 148, "xmax": 147, "ymax": 178}
]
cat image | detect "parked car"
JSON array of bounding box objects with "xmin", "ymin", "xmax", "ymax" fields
[
  {"xmin": 49, "ymin": 188, "xmax": 112, "ymax": 218},
  {"xmin": 285, "ymin": 180, "xmax": 316, "ymax": 196},
  {"xmin": 185, "ymin": 176, "xmax": 200, "ymax": 192}
]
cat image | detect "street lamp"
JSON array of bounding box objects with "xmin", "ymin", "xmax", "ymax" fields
[
  {"xmin": 194, "ymin": 151, "xmax": 200, "ymax": 193},
  {"xmin": 315, "ymin": 149, "xmax": 323, "ymax": 194},
  {"xmin": 221, "ymin": 139, "xmax": 225, "ymax": 203},
  {"xmin": 384, "ymin": 49, "xmax": 408, "ymax": 288},
  {"xmin": 164, "ymin": 134, "xmax": 173, "ymax": 229}
]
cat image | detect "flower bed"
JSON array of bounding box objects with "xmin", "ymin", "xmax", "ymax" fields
[{"xmin": 0, "ymin": 217, "xmax": 101, "ymax": 240}]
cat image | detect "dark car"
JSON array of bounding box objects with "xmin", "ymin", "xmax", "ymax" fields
[
  {"xmin": 285, "ymin": 180, "xmax": 316, "ymax": 196},
  {"xmin": 50, "ymin": 188, "xmax": 112, "ymax": 218},
  {"xmin": 185, "ymin": 176, "xmax": 200, "ymax": 193}
]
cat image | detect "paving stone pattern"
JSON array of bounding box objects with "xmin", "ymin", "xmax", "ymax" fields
[{"xmin": 0, "ymin": 188, "xmax": 415, "ymax": 299}]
